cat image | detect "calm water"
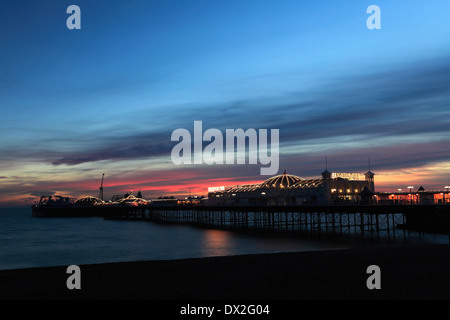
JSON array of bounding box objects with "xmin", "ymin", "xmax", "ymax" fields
[{"xmin": 0, "ymin": 207, "xmax": 447, "ymax": 271}]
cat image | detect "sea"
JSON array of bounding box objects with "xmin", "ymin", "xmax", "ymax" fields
[{"xmin": 0, "ymin": 207, "xmax": 447, "ymax": 271}]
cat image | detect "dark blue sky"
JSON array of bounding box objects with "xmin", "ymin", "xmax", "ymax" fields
[{"xmin": 1, "ymin": 0, "xmax": 450, "ymax": 204}]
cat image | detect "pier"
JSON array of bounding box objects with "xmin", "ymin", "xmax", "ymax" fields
[
  {"xmin": 30, "ymin": 170, "xmax": 450, "ymax": 243},
  {"xmin": 35, "ymin": 204, "xmax": 449, "ymax": 242}
]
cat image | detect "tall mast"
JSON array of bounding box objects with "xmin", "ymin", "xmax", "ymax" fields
[{"xmin": 99, "ymin": 173, "xmax": 104, "ymax": 201}]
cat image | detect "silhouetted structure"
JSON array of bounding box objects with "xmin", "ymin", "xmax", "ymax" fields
[{"xmin": 99, "ymin": 173, "xmax": 104, "ymax": 201}]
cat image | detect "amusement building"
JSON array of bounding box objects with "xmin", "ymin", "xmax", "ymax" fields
[
  {"xmin": 206, "ymin": 169, "xmax": 450, "ymax": 206},
  {"xmin": 206, "ymin": 169, "xmax": 375, "ymax": 206}
]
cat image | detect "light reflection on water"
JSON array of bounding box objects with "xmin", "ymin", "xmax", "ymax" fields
[{"xmin": 201, "ymin": 229, "xmax": 236, "ymax": 257}]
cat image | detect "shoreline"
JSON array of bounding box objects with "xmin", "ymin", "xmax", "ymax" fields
[{"xmin": 1, "ymin": 244, "xmax": 450, "ymax": 300}]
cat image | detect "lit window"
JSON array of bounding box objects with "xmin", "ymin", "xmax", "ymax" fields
[{"xmin": 331, "ymin": 189, "xmax": 337, "ymax": 193}]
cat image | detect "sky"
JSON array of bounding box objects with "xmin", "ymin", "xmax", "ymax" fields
[{"xmin": 1, "ymin": 0, "xmax": 450, "ymax": 205}]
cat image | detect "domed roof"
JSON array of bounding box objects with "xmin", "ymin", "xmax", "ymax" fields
[
  {"xmin": 260, "ymin": 170, "xmax": 303, "ymax": 189},
  {"xmin": 117, "ymin": 194, "xmax": 149, "ymax": 206},
  {"xmin": 74, "ymin": 196, "xmax": 104, "ymax": 206}
]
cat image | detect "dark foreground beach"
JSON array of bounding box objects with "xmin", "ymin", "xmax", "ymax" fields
[{"xmin": 1, "ymin": 244, "xmax": 450, "ymax": 300}]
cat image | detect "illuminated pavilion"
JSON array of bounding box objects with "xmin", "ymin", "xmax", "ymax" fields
[{"xmin": 206, "ymin": 170, "xmax": 375, "ymax": 206}]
